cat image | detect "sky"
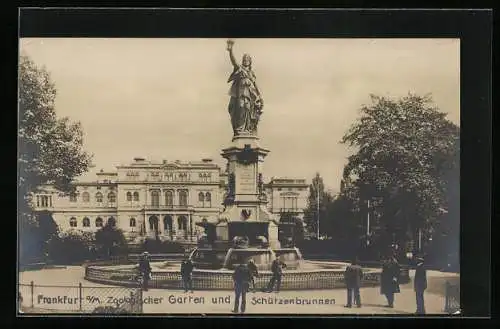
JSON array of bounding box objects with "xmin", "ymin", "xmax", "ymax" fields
[{"xmin": 19, "ymin": 38, "xmax": 460, "ymax": 191}]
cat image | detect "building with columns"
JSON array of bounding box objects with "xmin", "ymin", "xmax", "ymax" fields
[{"xmin": 31, "ymin": 157, "xmax": 309, "ymax": 244}]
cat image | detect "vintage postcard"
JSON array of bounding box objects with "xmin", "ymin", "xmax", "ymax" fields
[{"xmin": 18, "ymin": 36, "xmax": 460, "ymax": 316}]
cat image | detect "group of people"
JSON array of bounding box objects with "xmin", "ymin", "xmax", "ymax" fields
[
  {"xmin": 232, "ymin": 258, "xmax": 287, "ymax": 313},
  {"xmin": 137, "ymin": 250, "xmax": 428, "ymax": 315},
  {"xmin": 343, "ymin": 254, "xmax": 428, "ymax": 314},
  {"xmin": 137, "ymin": 251, "xmax": 195, "ymax": 293}
]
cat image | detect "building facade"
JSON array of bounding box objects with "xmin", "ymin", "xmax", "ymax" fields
[{"xmin": 31, "ymin": 157, "xmax": 309, "ymax": 243}]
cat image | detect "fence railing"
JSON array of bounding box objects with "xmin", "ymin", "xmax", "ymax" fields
[
  {"xmin": 444, "ymin": 281, "xmax": 460, "ymax": 314},
  {"xmin": 85, "ymin": 265, "xmax": 382, "ymax": 291},
  {"xmin": 18, "ymin": 281, "xmax": 143, "ymax": 314}
]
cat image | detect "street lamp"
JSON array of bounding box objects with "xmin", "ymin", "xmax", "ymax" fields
[
  {"xmin": 316, "ymin": 186, "xmax": 320, "ymax": 240},
  {"xmin": 366, "ymin": 199, "xmax": 371, "ymax": 246}
]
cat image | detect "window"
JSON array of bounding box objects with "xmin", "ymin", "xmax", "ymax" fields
[
  {"xmin": 41, "ymin": 196, "xmax": 49, "ymax": 207},
  {"xmin": 108, "ymin": 192, "xmax": 116, "ymax": 203},
  {"xmin": 151, "ymin": 190, "xmax": 160, "ymax": 207},
  {"xmin": 69, "ymin": 193, "xmax": 77, "ymax": 202},
  {"xmin": 205, "ymin": 192, "xmax": 212, "ymax": 207},
  {"xmin": 177, "ymin": 216, "xmax": 188, "ymax": 230},
  {"xmin": 133, "ymin": 192, "xmax": 139, "ymax": 201},
  {"xmin": 70, "ymin": 217, "xmax": 77, "ymax": 227},
  {"xmin": 108, "ymin": 217, "xmax": 116, "ymax": 227},
  {"xmin": 198, "ymin": 192, "xmax": 205, "ymax": 202},
  {"xmin": 165, "ymin": 190, "xmax": 173, "ymax": 207},
  {"xmin": 36, "ymin": 196, "xmax": 40, "ymax": 207},
  {"xmin": 95, "ymin": 217, "xmax": 103, "ymax": 227},
  {"xmin": 82, "ymin": 192, "xmax": 90, "ymax": 203},
  {"xmin": 130, "ymin": 218, "xmax": 136, "ymax": 227},
  {"xmin": 126, "ymin": 192, "xmax": 132, "ymax": 201},
  {"xmin": 82, "ymin": 217, "xmax": 90, "ymax": 227},
  {"xmin": 95, "ymin": 192, "xmax": 103, "ymax": 203},
  {"xmin": 179, "ymin": 190, "xmax": 188, "ymax": 206}
]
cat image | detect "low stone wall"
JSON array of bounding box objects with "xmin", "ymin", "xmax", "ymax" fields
[{"xmin": 85, "ymin": 265, "xmax": 382, "ymax": 291}]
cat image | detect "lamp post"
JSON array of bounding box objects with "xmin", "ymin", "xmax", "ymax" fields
[
  {"xmin": 316, "ymin": 186, "xmax": 320, "ymax": 240},
  {"xmin": 366, "ymin": 199, "xmax": 371, "ymax": 246}
]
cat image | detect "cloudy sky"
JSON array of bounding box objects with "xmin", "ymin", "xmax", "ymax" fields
[{"xmin": 19, "ymin": 38, "xmax": 460, "ymax": 191}]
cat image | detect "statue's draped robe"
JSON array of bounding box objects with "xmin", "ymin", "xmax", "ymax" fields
[{"xmin": 228, "ymin": 65, "xmax": 261, "ymax": 135}]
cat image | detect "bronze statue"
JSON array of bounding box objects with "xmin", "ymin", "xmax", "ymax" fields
[{"xmin": 226, "ymin": 39, "xmax": 264, "ymax": 136}]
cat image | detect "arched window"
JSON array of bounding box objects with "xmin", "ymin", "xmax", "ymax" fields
[
  {"xmin": 95, "ymin": 192, "xmax": 103, "ymax": 203},
  {"xmin": 69, "ymin": 193, "xmax": 77, "ymax": 202},
  {"xmin": 177, "ymin": 215, "xmax": 187, "ymax": 230},
  {"xmin": 198, "ymin": 192, "xmax": 205, "ymax": 202},
  {"xmin": 205, "ymin": 192, "xmax": 211, "ymax": 204},
  {"xmin": 108, "ymin": 192, "xmax": 116, "ymax": 203},
  {"xmin": 165, "ymin": 190, "xmax": 173, "ymax": 207},
  {"xmin": 151, "ymin": 190, "xmax": 160, "ymax": 207},
  {"xmin": 82, "ymin": 217, "xmax": 90, "ymax": 227},
  {"xmin": 95, "ymin": 217, "xmax": 103, "ymax": 227},
  {"xmin": 133, "ymin": 192, "xmax": 139, "ymax": 201},
  {"xmin": 69, "ymin": 217, "xmax": 77, "ymax": 227},
  {"xmin": 149, "ymin": 216, "xmax": 159, "ymax": 232},
  {"xmin": 129, "ymin": 218, "xmax": 136, "ymax": 227},
  {"xmin": 164, "ymin": 215, "xmax": 173, "ymax": 231},
  {"xmin": 179, "ymin": 190, "xmax": 188, "ymax": 206},
  {"xmin": 126, "ymin": 192, "xmax": 132, "ymax": 201},
  {"xmin": 107, "ymin": 217, "xmax": 116, "ymax": 227},
  {"xmin": 82, "ymin": 192, "xmax": 90, "ymax": 203}
]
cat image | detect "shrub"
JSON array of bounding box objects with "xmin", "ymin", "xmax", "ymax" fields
[
  {"xmin": 95, "ymin": 223, "xmax": 129, "ymax": 259},
  {"xmin": 143, "ymin": 239, "xmax": 185, "ymax": 253},
  {"xmin": 49, "ymin": 230, "xmax": 95, "ymax": 264}
]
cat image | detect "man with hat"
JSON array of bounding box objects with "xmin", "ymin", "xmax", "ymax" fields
[
  {"xmin": 139, "ymin": 251, "xmax": 152, "ymax": 291},
  {"xmin": 414, "ymin": 255, "xmax": 427, "ymax": 314}
]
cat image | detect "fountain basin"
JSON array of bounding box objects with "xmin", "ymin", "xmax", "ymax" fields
[{"xmin": 84, "ymin": 259, "xmax": 382, "ymax": 290}]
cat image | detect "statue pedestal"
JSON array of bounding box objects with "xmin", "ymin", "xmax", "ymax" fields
[{"xmin": 218, "ymin": 134, "xmax": 280, "ymax": 249}]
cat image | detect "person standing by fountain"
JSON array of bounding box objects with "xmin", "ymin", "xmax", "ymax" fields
[
  {"xmin": 138, "ymin": 251, "xmax": 152, "ymax": 291},
  {"xmin": 232, "ymin": 262, "xmax": 252, "ymax": 313},
  {"xmin": 247, "ymin": 259, "xmax": 259, "ymax": 292},
  {"xmin": 344, "ymin": 258, "xmax": 363, "ymax": 308},
  {"xmin": 380, "ymin": 255, "xmax": 401, "ymax": 308},
  {"xmin": 414, "ymin": 256, "xmax": 427, "ymax": 314},
  {"xmin": 181, "ymin": 256, "xmax": 194, "ymax": 293},
  {"xmin": 266, "ymin": 258, "xmax": 287, "ymax": 293}
]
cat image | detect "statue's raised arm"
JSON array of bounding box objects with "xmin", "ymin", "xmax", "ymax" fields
[
  {"xmin": 225, "ymin": 39, "xmax": 264, "ymax": 137},
  {"xmin": 227, "ymin": 39, "xmax": 238, "ymax": 68}
]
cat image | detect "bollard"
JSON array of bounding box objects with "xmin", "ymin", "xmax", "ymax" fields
[
  {"xmin": 30, "ymin": 281, "xmax": 34, "ymax": 308},
  {"xmin": 79, "ymin": 283, "xmax": 83, "ymax": 311}
]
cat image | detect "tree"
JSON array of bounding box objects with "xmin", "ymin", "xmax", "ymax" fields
[
  {"xmin": 303, "ymin": 173, "xmax": 333, "ymax": 238},
  {"xmin": 341, "ymin": 93, "xmax": 459, "ymax": 253},
  {"xmin": 49, "ymin": 230, "xmax": 95, "ymax": 264},
  {"xmin": 95, "ymin": 223, "xmax": 128, "ymax": 258},
  {"xmin": 279, "ymin": 211, "xmax": 305, "ymax": 246},
  {"xmin": 18, "ymin": 55, "xmax": 92, "ymax": 263}
]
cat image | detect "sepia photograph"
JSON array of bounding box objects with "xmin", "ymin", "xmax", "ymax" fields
[{"xmin": 18, "ymin": 36, "xmax": 461, "ymax": 316}]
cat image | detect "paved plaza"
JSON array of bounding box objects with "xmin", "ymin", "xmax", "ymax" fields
[{"xmin": 18, "ymin": 266, "xmax": 459, "ymax": 315}]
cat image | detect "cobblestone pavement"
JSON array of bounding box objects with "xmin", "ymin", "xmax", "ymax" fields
[{"xmin": 19, "ymin": 266, "xmax": 459, "ymax": 315}]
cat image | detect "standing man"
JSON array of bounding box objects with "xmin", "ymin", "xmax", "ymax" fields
[
  {"xmin": 138, "ymin": 251, "xmax": 152, "ymax": 291},
  {"xmin": 380, "ymin": 255, "xmax": 401, "ymax": 308},
  {"xmin": 232, "ymin": 262, "xmax": 252, "ymax": 314},
  {"xmin": 344, "ymin": 258, "xmax": 363, "ymax": 308},
  {"xmin": 181, "ymin": 256, "xmax": 194, "ymax": 293},
  {"xmin": 414, "ymin": 256, "xmax": 427, "ymax": 314},
  {"xmin": 267, "ymin": 258, "xmax": 286, "ymax": 293},
  {"xmin": 247, "ymin": 259, "xmax": 259, "ymax": 292}
]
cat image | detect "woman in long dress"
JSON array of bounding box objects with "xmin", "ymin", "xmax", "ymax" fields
[{"xmin": 226, "ymin": 40, "xmax": 264, "ymax": 135}]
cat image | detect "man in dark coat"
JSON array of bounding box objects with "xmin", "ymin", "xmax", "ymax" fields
[
  {"xmin": 180, "ymin": 256, "xmax": 194, "ymax": 293},
  {"xmin": 344, "ymin": 258, "xmax": 363, "ymax": 308},
  {"xmin": 380, "ymin": 255, "xmax": 400, "ymax": 308},
  {"xmin": 247, "ymin": 259, "xmax": 259, "ymax": 292},
  {"xmin": 267, "ymin": 258, "xmax": 286, "ymax": 292},
  {"xmin": 138, "ymin": 251, "xmax": 152, "ymax": 291},
  {"xmin": 414, "ymin": 256, "xmax": 427, "ymax": 314},
  {"xmin": 232, "ymin": 263, "xmax": 252, "ymax": 313}
]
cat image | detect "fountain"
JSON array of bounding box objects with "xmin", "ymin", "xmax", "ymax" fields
[{"xmin": 84, "ymin": 40, "xmax": 382, "ymax": 290}]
